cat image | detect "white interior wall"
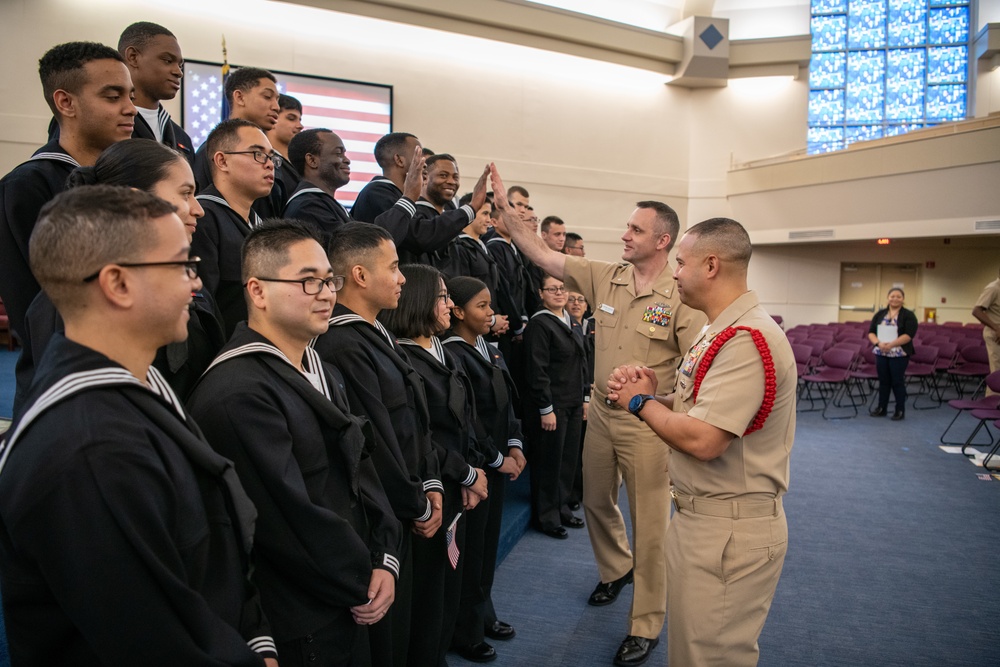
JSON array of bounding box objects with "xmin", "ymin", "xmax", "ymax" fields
[{"xmin": 0, "ymin": 0, "xmax": 997, "ymax": 324}]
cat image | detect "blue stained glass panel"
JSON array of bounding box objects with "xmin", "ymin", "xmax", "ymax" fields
[
  {"xmin": 812, "ymin": 15, "xmax": 847, "ymax": 51},
  {"xmin": 928, "ymin": 0, "xmax": 968, "ymax": 7},
  {"xmin": 926, "ymin": 84, "xmax": 965, "ymax": 120},
  {"xmin": 810, "ymin": 52, "xmax": 846, "ymax": 88},
  {"xmin": 813, "ymin": 0, "xmax": 848, "ymax": 14},
  {"xmin": 928, "ymin": 6, "xmax": 968, "ymax": 44},
  {"xmin": 886, "ymin": 49, "xmax": 925, "ymax": 120},
  {"xmin": 927, "ymin": 45, "xmax": 967, "ymax": 83},
  {"xmin": 808, "ymin": 127, "xmax": 845, "ymax": 153},
  {"xmin": 849, "ymin": 0, "xmax": 887, "ymax": 48},
  {"xmin": 846, "ymin": 125, "xmax": 885, "ymax": 143},
  {"xmin": 887, "ymin": 0, "xmax": 926, "ymax": 46},
  {"xmin": 885, "ymin": 123, "xmax": 925, "ymax": 136},
  {"xmin": 810, "ymin": 89, "xmax": 846, "ymax": 124}
]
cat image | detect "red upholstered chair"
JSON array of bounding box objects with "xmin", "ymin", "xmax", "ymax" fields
[
  {"xmin": 948, "ymin": 345, "xmax": 991, "ymax": 398},
  {"xmin": 800, "ymin": 347, "xmax": 860, "ymax": 419},
  {"xmin": 940, "ymin": 371, "xmax": 1000, "ymax": 446}
]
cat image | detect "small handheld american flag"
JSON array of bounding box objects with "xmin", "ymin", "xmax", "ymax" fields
[{"xmin": 446, "ymin": 513, "xmax": 462, "ymax": 570}]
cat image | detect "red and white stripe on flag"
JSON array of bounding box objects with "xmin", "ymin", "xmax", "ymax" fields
[{"xmin": 446, "ymin": 513, "xmax": 462, "ymax": 570}]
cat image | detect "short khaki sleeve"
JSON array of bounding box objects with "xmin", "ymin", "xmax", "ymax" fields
[
  {"xmin": 686, "ymin": 331, "xmax": 766, "ymax": 438},
  {"xmin": 562, "ymin": 256, "xmax": 613, "ymax": 308}
]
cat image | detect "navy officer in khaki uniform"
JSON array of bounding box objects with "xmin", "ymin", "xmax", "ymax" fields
[
  {"xmin": 608, "ymin": 217, "xmax": 796, "ymax": 667},
  {"xmin": 488, "ymin": 165, "xmax": 703, "ymax": 666}
]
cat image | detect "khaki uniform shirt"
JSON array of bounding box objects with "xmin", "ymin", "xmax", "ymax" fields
[
  {"xmin": 671, "ymin": 291, "xmax": 797, "ymax": 500},
  {"xmin": 563, "ymin": 256, "xmax": 704, "ymax": 399},
  {"xmin": 975, "ymin": 278, "xmax": 1000, "ymax": 323}
]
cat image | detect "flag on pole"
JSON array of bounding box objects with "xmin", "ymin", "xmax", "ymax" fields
[
  {"xmin": 219, "ymin": 36, "xmax": 230, "ymax": 122},
  {"xmin": 446, "ymin": 512, "xmax": 462, "ymax": 570}
]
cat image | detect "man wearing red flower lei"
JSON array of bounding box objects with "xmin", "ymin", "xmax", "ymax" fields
[{"xmin": 608, "ymin": 217, "xmax": 796, "ymax": 667}]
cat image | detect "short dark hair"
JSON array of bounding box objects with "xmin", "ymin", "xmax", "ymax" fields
[
  {"xmin": 379, "ymin": 264, "xmax": 445, "ymax": 338},
  {"xmin": 277, "ymin": 93, "xmax": 302, "ymax": 114},
  {"xmin": 425, "ymin": 153, "xmax": 457, "ymax": 170},
  {"xmin": 887, "ymin": 287, "xmax": 905, "ymax": 298},
  {"xmin": 636, "ymin": 200, "xmax": 680, "ymax": 251},
  {"xmin": 204, "ymin": 118, "xmax": 261, "ymax": 176},
  {"xmin": 685, "ymin": 217, "xmax": 752, "ymax": 267},
  {"xmin": 30, "ymin": 185, "xmax": 175, "ymax": 313},
  {"xmin": 421, "ymin": 147, "xmax": 435, "ymax": 157},
  {"xmin": 374, "ymin": 132, "xmax": 417, "ymax": 169},
  {"xmin": 242, "ymin": 218, "xmax": 322, "ymax": 284},
  {"xmin": 446, "ymin": 275, "xmax": 489, "ymax": 309},
  {"xmin": 117, "ymin": 22, "xmax": 175, "ymax": 53},
  {"xmin": 224, "ymin": 66, "xmax": 277, "ymax": 105},
  {"xmin": 327, "ymin": 222, "xmax": 393, "ymax": 276},
  {"xmin": 288, "ymin": 128, "xmax": 331, "ymax": 175},
  {"xmin": 39, "ymin": 42, "xmax": 125, "ymax": 116},
  {"xmin": 565, "ymin": 232, "xmax": 583, "ymax": 245},
  {"xmin": 507, "ymin": 185, "xmax": 529, "ymax": 199},
  {"xmin": 68, "ymin": 139, "xmax": 186, "ymax": 192},
  {"xmin": 540, "ymin": 215, "xmax": 564, "ymax": 233}
]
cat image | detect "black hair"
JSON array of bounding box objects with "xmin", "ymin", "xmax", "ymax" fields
[
  {"xmin": 288, "ymin": 127, "xmax": 331, "ymax": 175},
  {"xmin": 425, "ymin": 153, "xmax": 457, "ymax": 170},
  {"xmin": 565, "ymin": 232, "xmax": 583, "ymax": 244},
  {"xmin": 507, "ymin": 185, "xmax": 529, "ymax": 199},
  {"xmin": 242, "ymin": 218, "xmax": 322, "ymax": 283},
  {"xmin": 374, "ymin": 132, "xmax": 418, "ymax": 169},
  {"xmin": 278, "ymin": 93, "xmax": 302, "ymax": 114},
  {"xmin": 204, "ymin": 118, "xmax": 261, "ymax": 175},
  {"xmin": 39, "ymin": 42, "xmax": 125, "ymax": 116},
  {"xmin": 67, "ymin": 139, "xmax": 184, "ymax": 192},
  {"xmin": 378, "ymin": 264, "xmax": 445, "ymax": 338},
  {"xmin": 224, "ymin": 66, "xmax": 277, "ymax": 105},
  {"xmin": 685, "ymin": 217, "xmax": 752, "ymax": 266},
  {"xmin": 446, "ymin": 276, "xmax": 488, "ymax": 309},
  {"xmin": 117, "ymin": 22, "xmax": 175, "ymax": 53},
  {"xmin": 327, "ymin": 221, "xmax": 393, "ymax": 275}
]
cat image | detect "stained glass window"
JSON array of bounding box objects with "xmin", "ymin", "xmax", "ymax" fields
[{"xmin": 808, "ymin": 0, "xmax": 969, "ymax": 154}]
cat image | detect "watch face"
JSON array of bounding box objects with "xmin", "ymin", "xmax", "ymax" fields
[{"xmin": 629, "ymin": 394, "xmax": 643, "ymax": 414}]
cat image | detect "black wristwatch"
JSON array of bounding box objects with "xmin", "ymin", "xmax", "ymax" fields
[{"xmin": 628, "ymin": 394, "xmax": 657, "ymax": 421}]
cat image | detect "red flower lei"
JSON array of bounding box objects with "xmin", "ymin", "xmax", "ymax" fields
[{"xmin": 691, "ymin": 326, "xmax": 777, "ymax": 436}]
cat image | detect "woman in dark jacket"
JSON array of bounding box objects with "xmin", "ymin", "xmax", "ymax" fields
[
  {"xmin": 378, "ymin": 263, "xmax": 489, "ymax": 667},
  {"xmin": 867, "ymin": 287, "xmax": 919, "ymax": 420}
]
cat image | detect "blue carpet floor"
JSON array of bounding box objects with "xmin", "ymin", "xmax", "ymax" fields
[{"xmin": 457, "ymin": 401, "xmax": 1000, "ymax": 666}]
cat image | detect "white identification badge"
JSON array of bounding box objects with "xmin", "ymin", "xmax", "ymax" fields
[{"xmin": 599, "ymin": 303, "xmax": 615, "ymax": 315}]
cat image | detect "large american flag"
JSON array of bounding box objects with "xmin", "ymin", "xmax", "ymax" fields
[{"xmin": 182, "ymin": 61, "xmax": 392, "ymax": 209}]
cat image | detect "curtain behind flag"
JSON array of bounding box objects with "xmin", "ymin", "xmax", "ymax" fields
[{"xmin": 220, "ymin": 36, "xmax": 230, "ymax": 122}]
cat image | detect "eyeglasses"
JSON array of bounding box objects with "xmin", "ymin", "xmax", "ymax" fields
[
  {"xmin": 221, "ymin": 150, "xmax": 283, "ymax": 169},
  {"xmin": 566, "ymin": 296, "xmax": 587, "ymax": 304},
  {"xmin": 437, "ymin": 292, "xmax": 451, "ymax": 302},
  {"xmin": 541, "ymin": 286, "xmax": 568, "ymax": 294},
  {"xmin": 251, "ymin": 275, "xmax": 345, "ymax": 294},
  {"xmin": 83, "ymin": 257, "xmax": 201, "ymax": 283}
]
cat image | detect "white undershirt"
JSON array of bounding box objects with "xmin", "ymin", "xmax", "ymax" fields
[{"xmin": 136, "ymin": 106, "xmax": 161, "ymax": 142}]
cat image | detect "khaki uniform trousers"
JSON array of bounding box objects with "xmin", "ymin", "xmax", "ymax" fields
[
  {"xmin": 582, "ymin": 397, "xmax": 670, "ymax": 639},
  {"xmin": 985, "ymin": 328, "xmax": 1000, "ymax": 396},
  {"xmin": 667, "ymin": 496, "xmax": 787, "ymax": 667}
]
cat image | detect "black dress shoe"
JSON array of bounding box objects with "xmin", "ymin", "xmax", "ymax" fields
[
  {"xmin": 541, "ymin": 526, "xmax": 569, "ymax": 539},
  {"xmin": 568, "ymin": 501, "xmax": 581, "ymax": 511},
  {"xmin": 870, "ymin": 407, "xmax": 887, "ymax": 417},
  {"xmin": 561, "ymin": 516, "xmax": 585, "ymax": 529},
  {"xmin": 453, "ymin": 642, "xmax": 496, "ymax": 663},
  {"xmin": 613, "ymin": 636, "xmax": 659, "ymax": 667},
  {"xmin": 891, "ymin": 410, "xmax": 905, "ymax": 421},
  {"xmin": 484, "ymin": 620, "xmax": 515, "ymax": 641},
  {"xmin": 587, "ymin": 569, "xmax": 634, "ymax": 606}
]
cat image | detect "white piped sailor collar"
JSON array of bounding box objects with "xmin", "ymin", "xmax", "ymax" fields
[
  {"xmin": 195, "ymin": 193, "xmax": 264, "ymax": 227},
  {"xmin": 29, "ymin": 152, "xmax": 81, "ymax": 167},
  {"xmin": 327, "ymin": 313, "xmax": 396, "ymax": 347},
  {"xmin": 531, "ymin": 309, "xmax": 572, "ymax": 328},
  {"xmin": 204, "ymin": 342, "xmax": 332, "ymax": 401}
]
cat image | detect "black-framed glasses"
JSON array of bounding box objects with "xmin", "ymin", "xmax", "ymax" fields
[
  {"xmin": 83, "ymin": 257, "xmax": 201, "ymax": 283},
  {"xmin": 251, "ymin": 275, "xmax": 345, "ymax": 294},
  {"xmin": 437, "ymin": 292, "xmax": 451, "ymax": 302},
  {"xmin": 566, "ymin": 296, "xmax": 587, "ymax": 304},
  {"xmin": 541, "ymin": 286, "xmax": 568, "ymax": 294},
  {"xmin": 221, "ymin": 150, "xmax": 283, "ymax": 169}
]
